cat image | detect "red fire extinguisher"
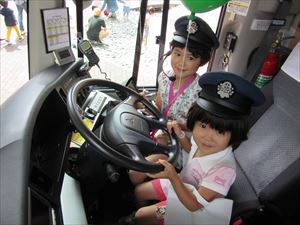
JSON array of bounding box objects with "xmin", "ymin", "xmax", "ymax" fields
[{"xmin": 255, "ymin": 51, "xmax": 279, "ymax": 88}]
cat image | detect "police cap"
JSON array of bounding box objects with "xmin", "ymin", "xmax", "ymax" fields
[
  {"xmin": 197, "ymin": 72, "xmax": 265, "ymax": 118},
  {"xmin": 173, "ymin": 16, "xmax": 219, "ymax": 50}
]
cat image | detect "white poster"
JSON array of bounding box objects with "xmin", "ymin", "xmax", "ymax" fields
[{"xmin": 42, "ymin": 8, "xmax": 70, "ymax": 52}]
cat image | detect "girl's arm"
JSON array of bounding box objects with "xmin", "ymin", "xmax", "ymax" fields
[
  {"xmin": 168, "ymin": 171, "xmax": 202, "ymax": 211},
  {"xmin": 154, "ymin": 89, "xmax": 162, "ymax": 111},
  {"xmin": 148, "ymin": 160, "xmax": 220, "ymax": 212},
  {"xmin": 170, "ymin": 175, "xmax": 220, "ymax": 211}
]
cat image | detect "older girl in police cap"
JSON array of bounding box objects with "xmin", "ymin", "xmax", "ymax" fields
[
  {"xmin": 120, "ymin": 72, "xmax": 265, "ymax": 225},
  {"xmin": 129, "ymin": 15, "xmax": 219, "ymax": 185},
  {"xmin": 156, "ymin": 15, "xmax": 219, "ymax": 126}
]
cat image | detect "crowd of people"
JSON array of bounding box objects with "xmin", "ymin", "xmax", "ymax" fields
[
  {"xmin": 92, "ymin": 0, "xmax": 132, "ymax": 18},
  {"xmin": 87, "ymin": 0, "xmax": 134, "ymax": 44},
  {"xmin": 79, "ymin": 0, "xmax": 157, "ymax": 50},
  {"xmin": 0, "ymin": 0, "xmax": 26, "ymax": 45}
]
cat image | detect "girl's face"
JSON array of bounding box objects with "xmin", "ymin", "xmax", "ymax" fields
[
  {"xmin": 171, "ymin": 47, "xmax": 201, "ymax": 79},
  {"xmin": 193, "ymin": 121, "xmax": 231, "ymax": 156}
]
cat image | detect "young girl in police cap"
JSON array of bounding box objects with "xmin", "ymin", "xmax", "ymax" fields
[
  {"xmin": 155, "ymin": 15, "xmax": 219, "ymax": 126},
  {"xmin": 129, "ymin": 15, "xmax": 219, "ymax": 185},
  {"xmin": 119, "ymin": 72, "xmax": 265, "ymax": 225}
]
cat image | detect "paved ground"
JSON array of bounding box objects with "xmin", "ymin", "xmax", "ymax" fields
[
  {"xmin": 0, "ymin": 1, "xmax": 28, "ymax": 105},
  {"xmin": 0, "ymin": 37, "xmax": 28, "ymax": 105}
]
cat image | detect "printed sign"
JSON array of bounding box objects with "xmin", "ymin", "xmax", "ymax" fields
[
  {"xmin": 41, "ymin": 8, "xmax": 71, "ymax": 52},
  {"xmin": 226, "ymin": 0, "xmax": 251, "ymax": 16}
]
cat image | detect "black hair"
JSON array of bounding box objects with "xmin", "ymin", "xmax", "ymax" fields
[
  {"xmin": 92, "ymin": 6, "xmax": 99, "ymax": 11},
  {"xmin": 162, "ymin": 39, "xmax": 212, "ymax": 66},
  {"xmin": 0, "ymin": 0, "xmax": 8, "ymax": 8},
  {"xmin": 186, "ymin": 103, "xmax": 249, "ymax": 150},
  {"xmin": 148, "ymin": 7, "xmax": 155, "ymax": 14}
]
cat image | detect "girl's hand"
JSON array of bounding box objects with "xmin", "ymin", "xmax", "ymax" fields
[
  {"xmin": 146, "ymin": 159, "xmax": 177, "ymax": 180},
  {"xmin": 134, "ymin": 91, "xmax": 147, "ymax": 109},
  {"xmin": 167, "ymin": 120, "xmax": 183, "ymax": 137}
]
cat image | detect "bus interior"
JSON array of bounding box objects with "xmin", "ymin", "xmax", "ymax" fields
[{"xmin": 0, "ymin": 0, "xmax": 299, "ymax": 225}]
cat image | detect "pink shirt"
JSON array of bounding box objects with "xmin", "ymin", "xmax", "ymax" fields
[{"xmin": 161, "ymin": 137, "xmax": 236, "ymax": 196}]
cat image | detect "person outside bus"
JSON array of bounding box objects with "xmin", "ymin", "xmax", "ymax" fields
[
  {"xmin": 123, "ymin": 0, "xmax": 130, "ymax": 17},
  {"xmin": 119, "ymin": 72, "xmax": 265, "ymax": 225},
  {"xmin": 86, "ymin": 8, "xmax": 108, "ymax": 44},
  {"xmin": 129, "ymin": 15, "xmax": 220, "ymax": 185},
  {"xmin": 14, "ymin": 0, "xmax": 26, "ymax": 35},
  {"xmin": 142, "ymin": 7, "xmax": 154, "ymax": 48},
  {"xmin": 0, "ymin": 1, "xmax": 24, "ymax": 45},
  {"xmin": 101, "ymin": 0, "xmax": 125, "ymax": 18}
]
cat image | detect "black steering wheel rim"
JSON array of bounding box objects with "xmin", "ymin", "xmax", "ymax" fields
[{"xmin": 67, "ymin": 78, "xmax": 180, "ymax": 173}]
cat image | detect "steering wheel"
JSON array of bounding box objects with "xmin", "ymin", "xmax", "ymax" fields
[{"xmin": 67, "ymin": 78, "xmax": 180, "ymax": 173}]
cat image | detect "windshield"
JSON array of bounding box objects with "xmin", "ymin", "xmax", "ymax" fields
[
  {"xmin": 84, "ymin": 0, "xmax": 140, "ymax": 84},
  {"xmin": 65, "ymin": 0, "xmax": 221, "ymax": 87}
]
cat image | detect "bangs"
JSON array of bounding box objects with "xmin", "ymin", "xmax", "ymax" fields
[
  {"xmin": 170, "ymin": 39, "xmax": 211, "ymax": 59},
  {"xmin": 197, "ymin": 111, "xmax": 236, "ymax": 134},
  {"xmin": 187, "ymin": 104, "xmax": 234, "ymax": 132}
]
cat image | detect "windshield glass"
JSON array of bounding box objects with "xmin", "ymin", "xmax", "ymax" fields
[
  {"xmin": 66, "ymin": 0, "xmax": 221, "ymax": 87},
  {"xmin": 82, "ymin": 0, "xmax": 140, "ymax": 84}
]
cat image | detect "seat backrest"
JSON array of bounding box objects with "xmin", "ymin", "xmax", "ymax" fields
[{"xmin": 228, "ymin": 70, "xmax": 300, "ymax": 224}]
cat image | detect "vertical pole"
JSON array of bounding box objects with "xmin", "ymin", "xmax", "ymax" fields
[
  {"xmin": 132, "ymin": 0, "xmax": 148, "ymax": 84},
  {"xmin": 156, "ymin": 0, "xmax": 170, "ymax": 80},
  {"xmin": 76, "ymin": 0, "xmax": 83, "ymax": 58}
]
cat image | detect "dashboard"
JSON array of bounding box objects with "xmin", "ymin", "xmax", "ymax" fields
[{"xmin": 1, "ymin": 58, "xmax": 142, "ymax": 225}]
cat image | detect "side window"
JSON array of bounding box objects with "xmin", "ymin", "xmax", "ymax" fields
[
  {"xmin": 0, "ymin": 0, "xmax": 29, "ymax": 105},
  {"xmin": 65, "ymin": 0, "xmax": 221, "ymax": 87}
]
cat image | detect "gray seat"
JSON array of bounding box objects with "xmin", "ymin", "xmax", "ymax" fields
[{"xmin": 228, "ymin": 70, "xmax": 300, "ymax": 225}]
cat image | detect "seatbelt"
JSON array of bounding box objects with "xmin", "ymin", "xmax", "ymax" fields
[{"xmin": 244, "ymin": 0, "xmax": 292, "ymax": 82}]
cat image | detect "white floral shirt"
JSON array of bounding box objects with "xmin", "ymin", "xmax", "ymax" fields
[{"xmin": 158, "ymin": 70, "xmax": 202, "ymax": 121}]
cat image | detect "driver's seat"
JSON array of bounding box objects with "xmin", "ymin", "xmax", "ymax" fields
[{"xmin": 228, "ymin": 70, "xmax": 300, "ymax": 225}]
